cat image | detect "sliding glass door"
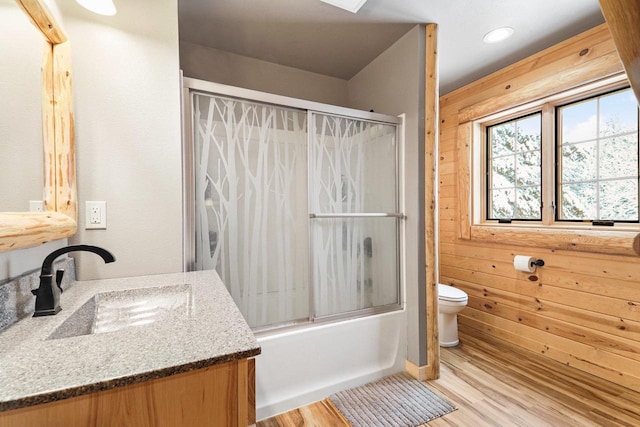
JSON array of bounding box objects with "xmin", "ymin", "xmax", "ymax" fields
[
  {"xmin": 191, "ymin": 93, "xmax": 309, "ymax": 328},
  {"xmin": 188, "ymin": 88, "xmax": 402, "ymax": 330},
  {"xmin": 309, "ymin": 113, "xmax": 401, "ymax": 318}
]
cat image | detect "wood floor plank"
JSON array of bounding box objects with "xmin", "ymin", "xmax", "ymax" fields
[{"xmin": 256, "ymin": 327, "xmax": 640, "ymax": 426}]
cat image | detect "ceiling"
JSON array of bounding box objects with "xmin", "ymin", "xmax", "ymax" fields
[{"xmin": 178, "ymin": 0, "xmax": 606, "ymax": 94}]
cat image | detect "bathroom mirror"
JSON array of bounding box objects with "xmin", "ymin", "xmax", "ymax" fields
[
  {"xmin": 0, "ymin": 0, "xmax": 77, "ymax": 252},
  {"xmin": 0, "ymin": 0, "xmax": 43, "ymax": 211}
]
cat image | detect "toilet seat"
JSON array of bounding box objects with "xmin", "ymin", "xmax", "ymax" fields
[{"xmin": 438, "ymin": 283, "xmax": 468, "ymax": 302}]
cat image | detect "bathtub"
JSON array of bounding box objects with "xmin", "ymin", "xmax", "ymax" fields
[{"xmin": 255, "ymin": 309, "xmax": 407, "ymax": 420}]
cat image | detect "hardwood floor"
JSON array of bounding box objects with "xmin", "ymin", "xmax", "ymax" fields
[{"xmin": 256, "ymin": 323, "xmax": 640, "ymax": 426}]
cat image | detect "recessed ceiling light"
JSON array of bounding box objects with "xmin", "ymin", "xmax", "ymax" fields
[
  {"xmin": 319, "ymin": 0, "xmax": 368, "ymax": 14},
  {"xmin": 483, "ymin": 27, "xmax": 514, "ymax": 44}
]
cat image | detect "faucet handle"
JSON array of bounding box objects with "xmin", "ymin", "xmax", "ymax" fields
[{"xmin": 55, "ymin": 269, "xmax": 65, "ymax": 293}]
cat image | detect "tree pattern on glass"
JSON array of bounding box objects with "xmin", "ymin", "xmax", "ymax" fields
[
  {"xmin": 193, "ymin": 94, "xmax": 309, "ymax": 328},
  {"xmin": 309, "ymin": 114, "xmax": 399, "ymax": 318},
  {"xmin": 192, "ymin": 94, "xmax": 401, "ymax": 328},
  {"xmin": 488, "ymin": 114, "xmax": 542, "ymax": 220},
  {"xmin": 559, "ymin": 88, "xmax": 639, "ymax": 221}
]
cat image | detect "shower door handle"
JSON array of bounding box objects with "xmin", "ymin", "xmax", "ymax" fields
[{"xmin": 309, "ymin": 213, "xmax": 405, "ymax": 219}]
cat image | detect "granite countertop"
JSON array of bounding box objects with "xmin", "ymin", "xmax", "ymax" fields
[{"xmin": 0, "ymin": 270, "xmax": 261, "ymax": 412}]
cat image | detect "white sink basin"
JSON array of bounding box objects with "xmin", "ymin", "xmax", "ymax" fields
[{"xmin": 47, "ymin": 284, "xmax": 193, "ymax": 339}]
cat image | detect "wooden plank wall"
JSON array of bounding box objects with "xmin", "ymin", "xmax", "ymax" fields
[{"xmin": 439, "ymin": 23, "xmax": 640, "ymax": 392}]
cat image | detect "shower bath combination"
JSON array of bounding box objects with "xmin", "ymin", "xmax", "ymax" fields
[
  {"xmin": 182, "ymin": 78, "xmax": 408, "ymax": 420},
  {"xmin": 184, "ymin": 80, "xmax": 404, "ymax": 331}
]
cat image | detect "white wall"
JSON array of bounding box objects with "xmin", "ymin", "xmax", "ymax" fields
[
  {"xmin": 58, "ymin": 0, "xmax": 183, "ymax": 280},
  {"xmin": 180, "ymin": 41, "xmax": 349, "ymax": 106},
  {"xmin": 347, "ymin": 25, "xmax": 426, "ymax": 366}
]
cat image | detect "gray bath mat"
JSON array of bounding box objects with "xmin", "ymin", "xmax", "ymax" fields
[{"xmin": 329, "ymin": 373, "xmax": 456, "ymax": 427}]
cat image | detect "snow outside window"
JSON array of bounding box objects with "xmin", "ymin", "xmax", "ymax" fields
[
  {"xmin": 481, "ymin": 86, "xmax": 639, "ymax": 225},
  {"xmin": 557, "ymin": 87, "xmax": 639, "ymax": 222}
]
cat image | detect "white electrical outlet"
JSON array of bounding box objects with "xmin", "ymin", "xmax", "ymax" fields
[
  {"xmin": 29, "ymin": 200, "xmax": 44, "ymax": 212},
  {"xmin": 85, "ymin": 201, "xmax": 107, "ymax": 229}
]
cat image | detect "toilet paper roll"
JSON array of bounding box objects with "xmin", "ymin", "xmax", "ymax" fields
[{"xmin": 514, "ymin": 255, "xmax": 536, "ymax": 273}]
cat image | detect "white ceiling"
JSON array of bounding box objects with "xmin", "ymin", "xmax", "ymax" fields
[{"xmin": 178, "ymin": 0, "xmax": 605, "ymax": 94}]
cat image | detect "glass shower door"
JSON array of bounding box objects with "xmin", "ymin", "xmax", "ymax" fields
[
  {"xmin": 309, "ymin": 113, "xmax": 401, "ymax": 319},
  {"xmin": 192, "ymin": 92, "xmax": 309, "ymax": 328}
]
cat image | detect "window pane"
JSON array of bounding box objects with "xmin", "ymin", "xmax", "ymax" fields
[
  {"xmin": 491, "ymin": 122, "xmax": 515, "ymax": 156},
  {"xmin": 488, "ymin": 113, "xmax": 541, "ymax": 220},
  {"xmin": 561, "ymin": 183, "xmax": 597, "ymax": 220},
  {"xmin": 561, "ymin": 99, "xmax": 597, "ymax": 143},
  {"xmin": 599, "ymin": 134, "xmax": 638, "ymax": 180},
  {"xmin": 490, "ymin": 188, "xmax": 515, "ymax": 219},
  {"xmin": 558, "ymin": 88, "xmax": 639, "ymax": 222},
  {"xmin": 491, "ymin": 156, "xmax": 515, "ymax": 188},
  {"xmin": 516, "ymin": 115, "xmax": 542, "ymax": 151},
  {"xmin": 561, "ymin": 141, "xmax": 596, "ymax": 182},
  {"xmin": 599, "ymin": 90, "xmax": 639, "ymax": 136},
  {"xmin": 516, "ymin": 151, "xmax": 541, "ymax": 186},
  {"xmin": 600, "ymin": 180, "xmax": 638, "ymax": 221},
  {"xmin": 516, "ymin": 186, "xmax": 541, "ymax": 219}
]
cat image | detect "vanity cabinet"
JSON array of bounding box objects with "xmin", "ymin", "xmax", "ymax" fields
[{"xmin": 0, "ymin": 358, "xmax": 256, "ymax": 427}]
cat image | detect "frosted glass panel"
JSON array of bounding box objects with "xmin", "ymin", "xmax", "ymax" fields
[
  {"xmin": 192, "ymin": 93, "xmax": 309, "ymax": 328},
  {"xmin": 309, "ymin": 113, "xmax": 400, "ymax": 319},
  {"xmin": 310, "ymin": 114, "xmax": 398, "ymax": 213},
  {"xmin": 190, "ymin": 91, "xmax": 402, "ymax": 330},
  {"xmin": 311, "ymin": 218, "xmax": 399, "ymax": 318}
]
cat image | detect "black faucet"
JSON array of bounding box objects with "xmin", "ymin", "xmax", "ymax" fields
[{"xmin": 32, "ymin": 245, "xmax": 116, "ymax": 317}]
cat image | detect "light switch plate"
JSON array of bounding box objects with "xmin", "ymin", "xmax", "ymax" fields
[{"xmin": 85, "ymin": 201, "xmax": 107, "ymax": 229}]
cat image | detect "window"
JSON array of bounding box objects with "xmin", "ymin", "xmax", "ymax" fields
[
  {"xmin": 481, "ymin": 85, "xmax": 639, "ymax": 226},
  {"xmin": 557, "ymin": 88, "xmax": 639, "ymax": 222},
  {"xmin": 487, "ymin": 113, "xmax": 542, "ymax": 220}
]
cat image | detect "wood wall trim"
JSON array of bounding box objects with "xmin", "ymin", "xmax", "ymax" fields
[
  {"xmin": 470, "ymin": 226, "xmax": 640, "ymax": 257},
  {"xmin": 424, "ymin": 23, "xmax": 440, "ymax": 379},
  {"xmin": 455, "ymin": 122, "xmax": 471, "ymax": 240},
  {"xmin": 405, "ymin": 360, "xmax": 429, "ymax": 381},
  {"xmin": 599, "ymin": 0, "xmax": 640, "ymax": 105}
]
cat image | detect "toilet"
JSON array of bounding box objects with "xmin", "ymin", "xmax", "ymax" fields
[{"xmin": 438, "ymin": 283, "xmax": 468, "ymax": 347}]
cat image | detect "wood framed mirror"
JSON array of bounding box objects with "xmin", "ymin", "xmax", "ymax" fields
[{"xmin": 0, "ymin": 0, "xmax": 77, "ymax": 252}]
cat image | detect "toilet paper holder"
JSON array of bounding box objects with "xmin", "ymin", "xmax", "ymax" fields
[{"xmin": 513, "ymin": 255, "xmax": 545, "ymax": 273}]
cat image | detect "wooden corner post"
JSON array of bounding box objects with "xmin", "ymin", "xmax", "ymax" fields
[{"xmin": 425, "ymin": 23, "xmax": 440, "ymax": 379}]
